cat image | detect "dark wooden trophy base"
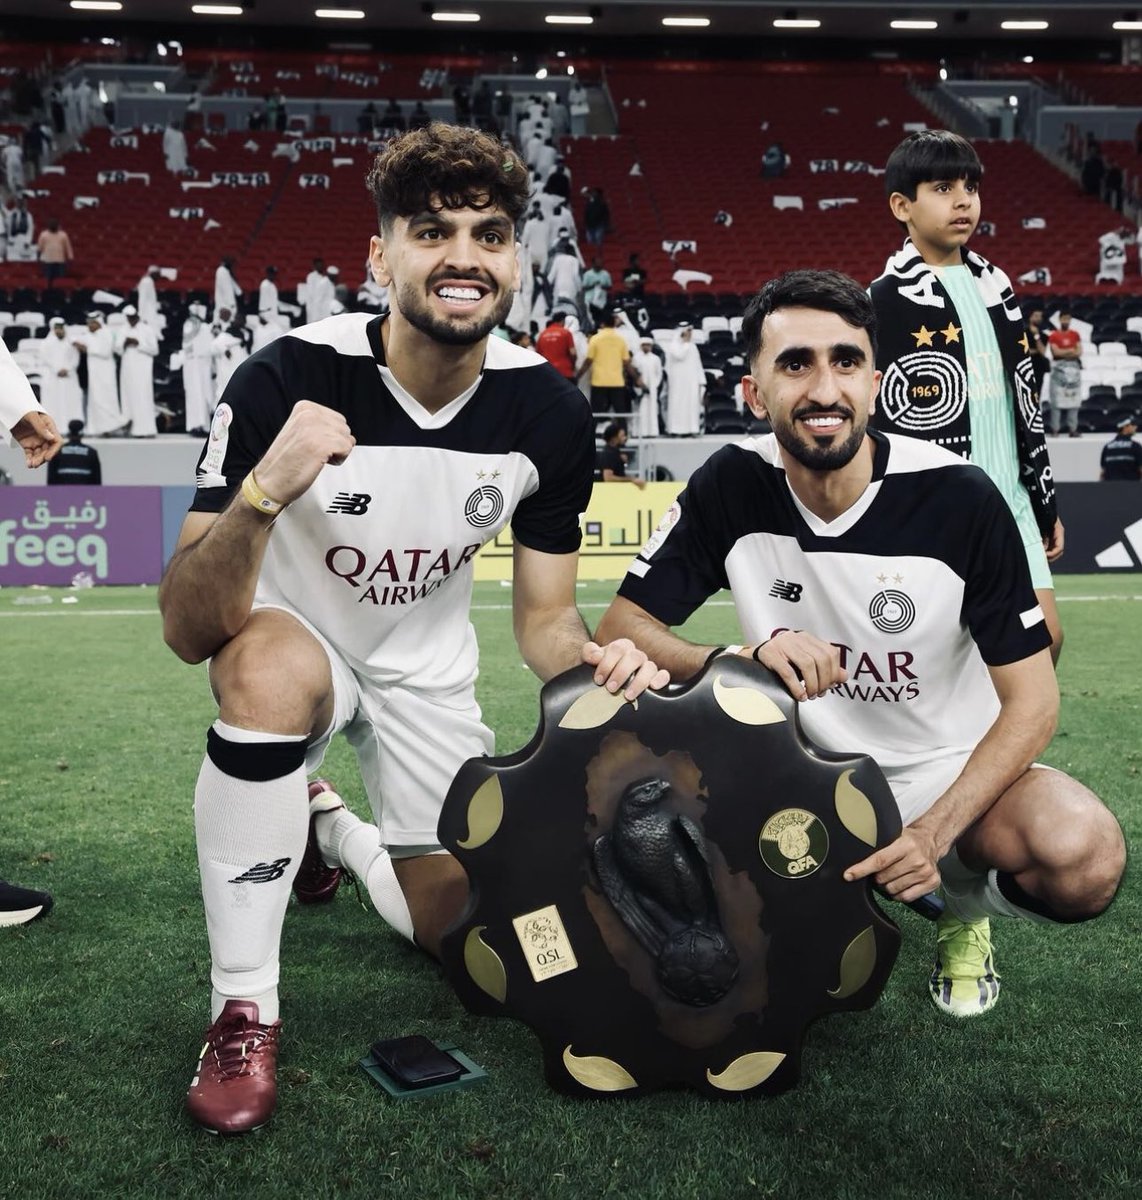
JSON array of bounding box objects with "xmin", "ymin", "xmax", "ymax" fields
[{"xmin": 438, "ymin": 657, "xmax": 902, "ymax": 1098}]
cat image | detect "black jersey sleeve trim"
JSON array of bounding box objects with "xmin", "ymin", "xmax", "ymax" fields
[
  {"xmin": 510, "ymin": 370, "xmax": 595, "ymax": 555},
  {"xmin": 189, "ymin": 347, "xmax": 294, "ymax": 513},
  {"xmin": 617, "ymin": 446, "xmax": 747, "ymax": 626}
]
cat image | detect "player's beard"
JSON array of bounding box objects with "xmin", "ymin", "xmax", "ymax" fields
[
  {"xmin": 393, "ymin": 275, "xmax": 515, "ymax": 346},
  {"xmin": 771, "ymin": 405, "xmax": 868, "ymax": 472}
]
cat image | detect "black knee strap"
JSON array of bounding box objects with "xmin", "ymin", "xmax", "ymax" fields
[{"xmin": 206, "ymin": 728, "xmax": 308, "ymax": 782}]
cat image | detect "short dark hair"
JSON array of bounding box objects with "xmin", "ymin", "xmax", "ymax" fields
[
  {"xmin": 366, "ymin": 122, "xmax": 530, "ymax": 233},
  {"xmin": 884, "ymin": 130, "xmax": 982, "ymax": 200},
  {"xmin": 741, "ymin": 269, "xmax": 878, "ymax": 367},
  {"xmin": 602, "ymin": 421, "xmax": 626, "ymax": 442}
]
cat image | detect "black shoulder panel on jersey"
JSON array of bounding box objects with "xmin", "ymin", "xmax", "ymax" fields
[{"xmin": 189, "ymin": 316, "xmax": 595, "ymax": 544}]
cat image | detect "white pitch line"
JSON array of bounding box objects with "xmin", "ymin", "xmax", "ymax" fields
[{"xmin": 1055, "ymin": 594, "xmax": 1142, "ymax": 602}]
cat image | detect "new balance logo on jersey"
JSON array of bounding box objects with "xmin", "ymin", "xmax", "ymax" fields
[
  {"xmin": 326, "ymin": 493, "xmax": 372, "ymax": 515},
  {"xmin": 229, "ymin": 858, "xmax": 292, "ymax": 884},
  {"xmin": 769, "ymin": 579, "xmax": 803, "ymax": 603}
]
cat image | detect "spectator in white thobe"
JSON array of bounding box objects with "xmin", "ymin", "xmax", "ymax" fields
[
  {"xmin": 356, "ymin": 277, "xmax": 388, "ymax": 312},
  {"xmin": 213, "ymin": 256, "xmax": 241, "ymax": 320},
  {"xmin": 136, "ymin": 265, "xmax": 162, "ymax": 329},
  {"xmin": 38, "ymin": 319, "xmax": 84, "ymax": 429},
  {"xmin": 181, "ymin": 304, "xmax": 214, "ymax": 435},
  {"xmin": 250, "ymin": 315, "xmax": 285, "ymax": 354},
  {"xmin": 546, "ymin": 235, "xmax": 583, "ymax": 318},
  {"xmin": 303, "ymin": 257, "xmax": 330, "ymax": 324},
  {"xmin": 5, "ymin": 197, "xmax": 34, "ymax": 261},
  {"xmin": 212, "ymin": 310, "xmax": 248, "ymax": 404},
  {"xmin": 534, "ymin": 138, "xmax": 558, "ymax": 182},
  {"xmin": 3, "ymin": 141, "xmax": 24, "ymax": 192},
  {"xmin": 613, "ymin": 308, "xmax": 642, "ymax": 356},
  {"xmin": 62, "ymin": 81, "xmax": 79, "ymax": 136},
  {"xmin": 507, "ymin": 244, "xmax": 535, "ymax": 334},
  {"xmin": 327, "ymin": 265, "xmax": 348, "ymax": 314},
  {"xmin": 549, "ymin": 97, "xmax": 570, "ymax": 139},
  {"xmin": 520, "ymin": 204, "xmax": 550, "ymax": 273},
  {"xmin": 75, "ymin": 79, "xmax": 95, "ymax": 134},
  {"xmin": 115, "ymin": 307, "xmax": 158, "ymax": 437},
  {"xmin": 664, "ymin": 320, "xmax": 705, "ymax": 436},
  {"xmin": 631, "ymin": 335, "xmax": 664, "ymax": 438},
  {"xmin": 74, "ymin": 312, "xmax": 122, "ymax": 435},
  {"xmin": 568, "ymin": 82, "xmax": 589, "ymax": 135},
  {"xmin": 547, "ymin": 208, "xmax": 581, "ymax": 258},
  {"xmin": 163, "ymin": 121, "xmax": 188, "ymax": 173},
  {"xmin": 524, "ymin": 131, "xmax": 546, "ymax": 170},
  {"xmin": 258, "ymin": 265, "xmax": 281, "ymax": 322}
]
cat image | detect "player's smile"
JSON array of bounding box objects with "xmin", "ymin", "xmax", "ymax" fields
[
  {"xmin": 796, "ymin": 406, "xmax": 852, "ymax": 439},
  {"xmin": 431, "ymin": 274, "xmax": 494, "ymax": 313}
]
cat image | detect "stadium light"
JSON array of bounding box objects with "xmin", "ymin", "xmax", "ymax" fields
[
  {"xmin": 1000, "ymin": 20, "xmax": 1049, "ymax": 30},
  {"xmin": 536, "ymin": 67, "xmax": 549, "ymax": 79},
  {"xmin": 191, "ymin": 4, "xmax": 245, "ymax": 13},
  {"xmin": 773, "ymin": 18, "xmax": 822, "ymax": 30},
  {"xmin": 662, "ymin": 16, "xmax": 711, "ymax": 27},
  {"xmin": 315, "ymin": 7, "xmax": 366, "ymax": 17},
  {"xmin": 70, "ymin": 1, "xmax": 124, "ymax": 9},
  {"xmin": 1023, "ymin": 55, "xmax": 1034, "ymax": 62},
  {"xmin": 545, "ymin": 15, "xmax": 594, "ymax": 25},
  {"xmin": 431, "ymin": 11, "xmax": 481, "ymax": 21},
  {"xmin": 1113, "ymin": 19, "xmax": 1142, "ymax": 29},
  {"xmin": 890, "ymin": 19, "xmax": 938, "ymax": 30}
]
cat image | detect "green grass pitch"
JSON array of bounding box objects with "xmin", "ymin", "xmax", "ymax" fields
[{"xmin": 1, "ymin": 575, "xmax": 1138, "ymax": 1200}]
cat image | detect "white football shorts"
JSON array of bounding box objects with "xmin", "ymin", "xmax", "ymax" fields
[{"xmin": 256, "ymin": 602, "xmax": 493, "ymax": 849}]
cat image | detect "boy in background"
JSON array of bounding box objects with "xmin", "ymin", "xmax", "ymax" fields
[
  {"xmin": 870, "ymin": 130, "xmax": 1062, "ymax": 659},
  {"xmin": 869, "ymin": 130, "xmax": 1063, "ymax": 1019}
]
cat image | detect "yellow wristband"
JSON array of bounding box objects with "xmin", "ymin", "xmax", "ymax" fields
[{"xmin": 241, "ymin": 471, "xmax": 286, "ymax": 517}]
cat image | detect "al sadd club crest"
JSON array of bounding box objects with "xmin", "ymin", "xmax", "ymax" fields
[{"xmin": 437, "ymin": 656, "xmax": 903, "ymax": 1098}]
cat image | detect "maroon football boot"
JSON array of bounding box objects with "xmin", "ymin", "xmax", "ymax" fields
[
  {"xmin": 292, "ymin": 778, "xmax": 345, "ymax": 904},
  {"xmin": 186, "ymin": 1000, "xmax": 282, "ymax": 1134}
]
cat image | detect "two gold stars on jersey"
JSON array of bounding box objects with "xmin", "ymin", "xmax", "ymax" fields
[{"xmin": 910, "ymin": 323, "xmax": 961, "ymax": 347}]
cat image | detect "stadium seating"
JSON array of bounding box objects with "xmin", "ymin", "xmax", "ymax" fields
[
  {"xmin": 5, "ymin": 44, "xmax": 1142, "ymax": 430},
  {"xmin": 1058, "ymin": 64, "xmax": 1142, "ymax": 108},
  {"xmin": 564, "ymin": 61, "xmax": 1138, "ymax": 298}
]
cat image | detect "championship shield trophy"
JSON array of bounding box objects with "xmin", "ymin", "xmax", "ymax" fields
[{"xmin": 437, "ymin": 656, "xmax": 903, "ymax": 1098}]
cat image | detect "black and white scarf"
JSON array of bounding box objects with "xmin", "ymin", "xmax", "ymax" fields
[{"xmin": 869, "ymin": 239, "xmax": 1057, "ymax": 537}]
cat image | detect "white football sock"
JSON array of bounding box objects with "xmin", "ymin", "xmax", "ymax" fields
[
  {"xmin": 317, "ymin": 807, "xmax": 415, "ymax": 943},
  {"xmin": 195, "ymin": 720, "xmax": 309, "ymax": 1023}
]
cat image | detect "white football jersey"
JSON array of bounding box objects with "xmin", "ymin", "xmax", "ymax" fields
[
  {"xmin": 619, "ymin": 431, "xmax": 1051, "ymax": 775},
  {"xmin": 191, "ymin": 314, "xmax": 594, "ymax": 692}
]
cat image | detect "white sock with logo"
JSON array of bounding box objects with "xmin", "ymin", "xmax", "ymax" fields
[
  {"xmin": 316, "ymin": 807, "xmax": 415, "ymax": 943},
  {"xmin": 195, "ymin": 720, "xmax": 309, "ymax": 1023}
]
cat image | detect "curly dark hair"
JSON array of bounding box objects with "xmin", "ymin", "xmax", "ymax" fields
[{"xmin": 366, "ymin": 122, "xmax": 531, "ymax": 232}]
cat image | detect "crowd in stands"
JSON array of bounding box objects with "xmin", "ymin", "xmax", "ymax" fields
[{"xmin": 1, "ymin": 46, "xmax": 1141, "ymax": 442}]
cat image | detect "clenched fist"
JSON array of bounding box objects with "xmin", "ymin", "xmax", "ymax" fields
[{"xmin": 253, "ymin": 400, "xmax": 356, "ymax": 506}]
